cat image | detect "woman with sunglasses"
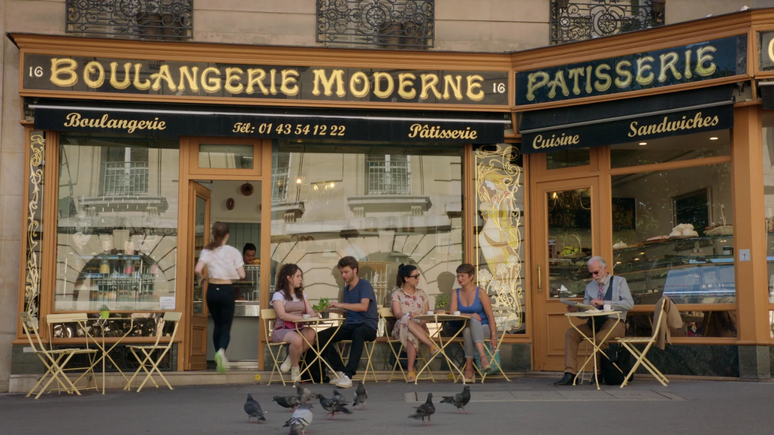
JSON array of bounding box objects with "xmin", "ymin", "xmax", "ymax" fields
[
  {"xmin": 390, "ymin": 264, "xmax": 440, "ymax": 382},
  {"xmin": 448, "ymin": 263, "xmax": 497, "ymax": 383}
]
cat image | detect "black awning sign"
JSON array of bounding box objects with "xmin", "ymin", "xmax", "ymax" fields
[
  {"xmin": 522, "ymin": 104, "xmax": 732, "ymax": 154},
  {"xmin": 35, "ymin": 107, "xmax": 504, "ymax": 144}
]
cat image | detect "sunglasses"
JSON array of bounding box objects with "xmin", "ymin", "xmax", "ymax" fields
[
  {"xmin": 590, "ymin": 269, "xmax": 603, "ymax": 276},
  {"xmin": 409, "ymin": 274, "xmax": 421, "ymax": 279}
]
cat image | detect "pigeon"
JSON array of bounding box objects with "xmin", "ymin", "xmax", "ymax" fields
[
  {"xmin": 318, "ymin": 394, "xmax": 353, "ymax": 420},
  {"xmin": 296, "ymin": 383, "xmax": 317, "ymax": 404},
  {"xmin": 332, "ymin": 388, "xmax": 350, "ymax": 405},
  {"xmin": 441, "ymin": 385, "xmax": 471, "ymax": 414},
  {"xmin": 408, "ymin": 392, "xmax": 435, "ymax": 426},
  {"xmin": 273, "ymin": 395, "xmax": 301, "ymax": 412},
  {"xmin": 244, "ymin": 393, "xmax": 266, "ymax": 423},
  {"xmin": 353, "ymin": 381, "xmax": 367, "ymax": 410},
  {"xmin": 284, "ymin": 403, "xmax": 314, "ymax": 435}
]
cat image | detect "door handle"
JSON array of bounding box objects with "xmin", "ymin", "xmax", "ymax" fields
[{"xmin": 538, "ymin": 263, "xmax": 542, "ymax": 292}]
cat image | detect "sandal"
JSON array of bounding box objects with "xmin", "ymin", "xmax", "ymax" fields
[
  {"xmin": 407, "ymin": 370, "xmax": 416, "ymax": 382},
  {"xmin": 464, "ymin": 373, "xmax": 475, "ymax": 383},
  {"xmin": 481, "ymin": 357, "xmax": 492, "ymax": 372}
]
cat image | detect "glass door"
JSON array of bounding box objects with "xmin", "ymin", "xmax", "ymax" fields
[
  {"xmin": 533, "ymin": 178, "xmax": 600, "ymax": 371},
  {"xmin": 185, "ymin": 181, "xmax": 211, "ymax": 370}
]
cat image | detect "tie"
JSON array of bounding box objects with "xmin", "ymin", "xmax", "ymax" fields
[{"xmin": 598, "ymin": 282, "xmax": 605, "ymax": 300}]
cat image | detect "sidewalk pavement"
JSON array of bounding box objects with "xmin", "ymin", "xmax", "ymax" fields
[{"xmin": 2, "ymin": 375, "xmax": 774, "ymax": 435}]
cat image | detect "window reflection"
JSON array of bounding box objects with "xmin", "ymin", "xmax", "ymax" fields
[
  {"xmin": 627, "ymin": 310, "xmax": 737, "ymax": 338},
  {"xmin": 55, "ymin": 134, "xmax": 179, "ymax": 311}
]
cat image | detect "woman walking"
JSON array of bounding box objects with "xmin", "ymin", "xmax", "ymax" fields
[
  {"xmin": 195, "ymin": 222, "xmax": 245, "ymax": 373},
  {"xmin": 272, "ymin": 263, "xmax": 317, "ymax": 382},
  {"xmin": 390, "ymin": 264, "xmax": 440, "ymax": 382},
  {"xmin": 448, "ymin": 263, "xmax": 497, "ymax": 383}
]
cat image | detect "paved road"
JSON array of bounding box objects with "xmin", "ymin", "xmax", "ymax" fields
[{"xmin": 2, "ymin": 377, "xmax": 774, "ymax": 434}]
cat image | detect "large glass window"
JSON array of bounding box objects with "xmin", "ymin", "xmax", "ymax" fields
[
  {"xmin": 611, "ymin": 132, "xmax": 734, "ymax": 307},
  {"xmin": 270, "ymin": 141, "xmax": 462, "ymax": 314},
  {"xmin": 611, "ymin": 130, "xmax": 730, "ymax": 168},
  {"xmin": 55, "ymin": 134, "xmax": 179, "ymax": 311}
]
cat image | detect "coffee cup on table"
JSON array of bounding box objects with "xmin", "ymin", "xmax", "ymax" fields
[
  {"xmin": 453, "ymin": 311, "xmax": 461, "ymax": 316},
  {"xmin": 427, "ymin": 310, "xmax": 434, "ymax": 315},
  {"xmin": 603, "ymin": 303, "xmax": 612, "ymax": 312},
  {"xmin": 303, "ymin": 314, "xmax": 310, "ymax": 319}
]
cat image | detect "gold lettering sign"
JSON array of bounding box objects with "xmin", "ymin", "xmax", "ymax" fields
[
  {"xmin": 628, "ymin": 112, "xmax": 720, "ymax": 137},
  {"xmin": 63, "ymin": 112, "xmax": 167, "ymax": 134},
  {"xmin": 407, "ymin": 124, "xmax": 479, "ymax": 140}
]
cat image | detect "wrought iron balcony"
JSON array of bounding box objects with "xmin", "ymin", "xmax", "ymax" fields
[
  {"xmin": 102, "ymin": 162, "xmax": 149, "ymax": 196},
  {"xmin": 317, "ymin": 0, "xmax": 434, "ymax": 48},
  {"xmin": 550, "ymin": 0, "xmax": 665, "ymax": 45},
  {"xmin": 66, "ymin": 0, "xmax": 193, "ymax": 40}
]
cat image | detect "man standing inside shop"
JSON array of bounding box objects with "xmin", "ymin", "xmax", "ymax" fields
[
  {"xmin": 242, "ymin": 243, "xmax": 257, "ymax": 264},
  {"xmin": 307, "ymin": 256, "xmax": 378, "ymax": 388},
  {"xmin": 554, "ymin": 256, "xmax": 634, "ymax": 386}
]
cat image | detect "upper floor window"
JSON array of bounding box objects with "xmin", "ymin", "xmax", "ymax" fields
[
  {"xmin": 366, "ymin": 154, "xmax": 411, "ymax": 195},
  {"xmin": 550, "ymin": 0, "xmax": 665, "ymax": 45},
  {"xmin": 66, "ymin": 0, "xmax": 193, "ymax": 40},
  {"xmin": 101, "ymin": 147, "xmax": 149, "ymax": 197},
  {"xmin": 317, "ymin": 0, "xmax": 434, "ymax": 49}
]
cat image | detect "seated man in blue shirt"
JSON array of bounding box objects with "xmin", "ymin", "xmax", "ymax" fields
[{"xmin": 314, "ymin": 256, "xmax": 378, "ymax": 388}]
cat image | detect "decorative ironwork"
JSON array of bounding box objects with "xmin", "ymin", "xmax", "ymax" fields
[
  {"xmin": 317, "ymin": 0, "xmax": 434, "ymax": 48},
  {"xmin": 550, "ymin": 0, "xmax": 665, "ymax": 45},
  {"xmin": 24, "ymin": 132, "xmax": 45, "ymax": 320},
  {"xmin": 474, "ymin": 144, "xmax": 525, "ymax": 333},
  {"xmin": 66, "ymin": 0, "xmax": 193, "ymax": 40}
]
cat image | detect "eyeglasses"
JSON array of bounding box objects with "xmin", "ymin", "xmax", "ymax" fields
[
  {"xmin": 590, "ymin": 269, "xmax": 603, "ymax": 276},
  {"xmin": 409, "ymin": 274, "xmax": 421, "ymax": 279}
]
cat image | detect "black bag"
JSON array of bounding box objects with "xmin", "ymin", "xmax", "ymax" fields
[{"xmin": 600, "ymin": 345, "xmax": 634, "ymax": 385}]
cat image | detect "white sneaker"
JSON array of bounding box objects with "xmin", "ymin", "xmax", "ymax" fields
[
  {"xmin": 280, "ymin": 355, "xmax": 292, "ymax": 373},
  {"xmin": 291, "ymin": 367, "xmax": 300, "ymax": 382},
  {"xmin": 335, "ymin": 374, "xmax": 353, "ymax": 389},
  {"xmin": 329, "ymin": 371, "xmax": 345, "ymax": 385}
]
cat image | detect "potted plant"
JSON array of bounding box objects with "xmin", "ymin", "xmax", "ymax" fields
[
  {"xmin": 313, "ymin": 298, "xmax": 330, "ymax": 318},
  {"xmin": 434, "ymin": 293, "xmax": 450, "ymax": 314},
  {"xmin": 98, "ymin": 304, "xmax": 110, "ymax": 319}
]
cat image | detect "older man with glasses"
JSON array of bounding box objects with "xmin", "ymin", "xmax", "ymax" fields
[{"xmin": 554, "ymin": 256, "xmax": 634, "ymax": 386}]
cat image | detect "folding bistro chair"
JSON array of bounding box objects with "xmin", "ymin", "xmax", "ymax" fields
[
  {"xmin": 334, "ymin": 337, "xmax": 378, "ymax": 384},
  {"xmin": 46, "ymin": 313, "xmax": 100, "ymax": 392},
  {"xmin": 19, "ymin": 312, "xmax": 98, "ymax": 399},
  {"xmin": 380, "ymin": 308, "xmax": 434, "ymax": 383},
  {"xmin": 617, "ymin": 298, "xmax": 669, "ymax": 388},
  {"xmin": 261, "ymin": 308, "xmax": 293, "ymax": 386},
  {"xmin": 474, "ymin": 309, "xmax": 512, "ymax": 383},
  {"xmin": 125, "ymin": 312, "xmax": 182, "ymax": 392}
]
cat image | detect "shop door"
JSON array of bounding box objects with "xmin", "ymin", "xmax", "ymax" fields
[
  {"xmin": 532, "ymin": 178, "xmax": 600, "ymax": 371},
  {"xmin": 185, "ymin": 181, "xmax": 211, "ymax": 370}
]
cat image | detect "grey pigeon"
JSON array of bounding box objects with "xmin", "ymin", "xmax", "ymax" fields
[
  {"xmin": 318, "ymin": 394, "xmax": 352, "ymax": 420},
  {"xmin": 408, "ymin": 393, "xmax": 435, "ymax": 425},
  {"xmin": 441, "ymin": 385, "xmax": 471, "ymax": 414},
  {"xmin": 332, "ymin": 388, "xmax": 350, "ymax": 405},
  {"xmin": 353, "ymin": 381, "xmax": 367, "ymax": 410},
  {"xmin": 273, "ymin": 395, "xmax": 301, "ymax": 412},
  {"xmin": 296, "ymin": 383, "xmax": 317, "ymax": 404},
  {"xmin": 284, "ymin": 403, "xmax": 314, "ymax": 435},
  {"xmin": 244, "ymin": 393, "xmax": 266, "ymax": 423}
]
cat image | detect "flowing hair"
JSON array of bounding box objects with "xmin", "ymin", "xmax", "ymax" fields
[
  {"xmin": 276, "ymin": 263, "xmax": 304, "ymax": 301},
  {"xmin": 205, "ymin": 222, "xmax": 229, "ymax": 250}
]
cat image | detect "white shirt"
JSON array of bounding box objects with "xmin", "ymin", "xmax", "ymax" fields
[
  {"xmin": 199, "ymin": 245, "xmax": 244, "ymax": 280},
  {"xmin": 271, "ymin": 291, "xmax": 308, "ymax": 304}
]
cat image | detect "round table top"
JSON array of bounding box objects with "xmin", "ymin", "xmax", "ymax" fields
[
  {"xmin": 293, "ymin": 316, "xmax": 345, "ymax": 324},
  {"xmin": 414, "ymin": 314, "xmax": 468, "ymax": 322},
  {"xmin": 564, "ymin": 310, "xmax": 621, "ymax": 317}
]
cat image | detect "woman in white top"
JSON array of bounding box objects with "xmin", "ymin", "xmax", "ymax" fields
[
  {"xmin": 272, "ymin": 263, "xmax": 317, "ymax": 382},
  {"xmin": 195, "ymin": 222, "xmax": 245, "ymax": 373}
]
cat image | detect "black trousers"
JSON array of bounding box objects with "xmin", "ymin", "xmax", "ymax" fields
[
  {"xmin": 306, "ymin": 323, "xmax": 377, "ymax": 379},
  {"xmin": 206, "ymin": 284, "xmax": 235, "ymax": 352}
]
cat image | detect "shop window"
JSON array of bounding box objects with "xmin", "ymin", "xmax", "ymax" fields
[
  {"xmin": 272, "ymin": 152, "xmax": 291, "ymax": 204},
  {"xmin": 611, "ymin": 131, "xmax": 730, "ymax": 168},
  {"xmin": 611, "ymin": 157, "xmax": 733, "ymax": 305},
  {"xmin": 270, "ymin": 141, "xmax": 460, "ymax": 317},
  {"xmin": 627, "ymin": 310, "xmax": 737, "ymax": 338},
  {"xmin": 55, "ymin": 133, "xmax": 180, "ymax": 311},
  {"xmin": 474, "ymin": 145, "xmax": 526, "ymax": 334},
  {"xmin": 546, "ymin": 147, "xmax": 590, "ymax": 170},
  {"xmin": 763, "ymin": 114, "xmax": 774, "ymax": 303},
  {"xmin": 199, "ymin": 144, "xmax": 253, "ymax": 169},
  {"xmin": 366, "ymin": 154, "xmax": 411, "ymax": 195}
]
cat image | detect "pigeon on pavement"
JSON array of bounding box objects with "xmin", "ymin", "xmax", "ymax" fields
[
  {"xmin": 408, "ymin": 393, "xmax": 435, "ymax": 425},
  {"xmin": 244, "ymin": 393, "xmax": 266, "ymax": 423},
  {"xmin": 273, "ymin": 395, "xmax": 301, "ymax": 412},
  {"xmin": 332, "ymin": 388, "xmax": 350, "ymax": 405},
  {"xmin": 296, "ymin": 383, "xmax": 317, "ymax": 403},
  {"xmin": 353, "ymin": 381, "xmax": 367, "ymax": 410},
  {"xmin": 284, "ymin": 402, "xmax": 314, "ymax": 435},
  {"xmin": 318, "ymin": 394, "xmax": 353, "ymax": 420},
  {"xmin": 441, "ymin": 385, "xmax": 471, "ymax": 414}
]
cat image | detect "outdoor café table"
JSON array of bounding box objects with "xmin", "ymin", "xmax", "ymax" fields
[
  {"xmin": 294, "ymin": 315, "xmax": 345, "ymax": 384},
  {"xmin": 565, "ymin": 310, "xmax": 622, "ymax": 390},
  {"xmin": 412, "ymin": 313, "xmax": 468, "ymax": 385},
  {"xmin": 75, "ymin": 316, "xmax": 135, "ymax": 394}
]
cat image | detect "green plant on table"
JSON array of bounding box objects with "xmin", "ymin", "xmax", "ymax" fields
[
  {"xmin": 434, "ymin": 293, "xmax": 450, "ymax": 311},
  {"xmin": 313, "ymin": 298, "xmax": 330, "ymax": 313}
]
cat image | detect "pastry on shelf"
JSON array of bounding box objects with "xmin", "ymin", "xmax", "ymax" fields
[
  {"xmin": 612, "ymin": 241, "xmax": 628, "ymax": 250},
  {"xmin": 645, "ymin": 235, "xmax": 669, "ymax": 243}
]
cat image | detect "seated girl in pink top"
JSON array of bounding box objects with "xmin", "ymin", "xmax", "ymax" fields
[{"xmin": 272, "ymin": 263, "xmax": 317, "ymax": 382}]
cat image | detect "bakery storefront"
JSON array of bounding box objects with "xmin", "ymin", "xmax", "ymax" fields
[
  {"xmin": 518, "ymin": 18, "xmax": 774, "ymax": 378},
  {"xmin": 11, "ymin": 34, "xmax": 526, "ymax": 375}
]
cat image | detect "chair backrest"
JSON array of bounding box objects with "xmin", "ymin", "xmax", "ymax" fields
[
  {"xmin": 19, "ymin": 312, "xmax": 45, "ymax": 352},
  {"xmin": 648, "ymin": 298, "xmax": 669, "ymax": 340},
  {"xmin": 151, "ymin": 312, "xmax": 182, "ymax": 347},
  {"xmin": 261, "ymin": 309, "xmax": 277, "ymax": 342},
  {"xmin": 378, "ymin": 307, "xmax": 395, "ymax": 319},
  {"xmin": 46, "ymin": 313, "xmax": 92, "ymax": 348}
]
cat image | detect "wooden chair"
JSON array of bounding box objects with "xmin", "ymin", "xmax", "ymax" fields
[
  {"xmin": 19, "ymin": 312, "xmax": 98, "ymax": 399},
  {"xmin": 617, "ymin": 299, "xmax": 669, "ymax": 388},
  {"xmin": 261, "ymin": 308, "xmax": 292, "ymax": 386},
  {"xmin": 125, "ymin": 312, "xmax": 182, "ymax": 392},
  {"xmin": 380, "ymin": 307, "xmax": 434, "ymax": 383}
]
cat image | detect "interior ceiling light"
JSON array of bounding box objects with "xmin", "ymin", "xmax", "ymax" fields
[
  {"xmin": 709, "ymin": 137, "xmax": 719, "ymax": 140},
  {"xmin": 639, "ymin": 142, "xmax": 647, "ymax": 146}
]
